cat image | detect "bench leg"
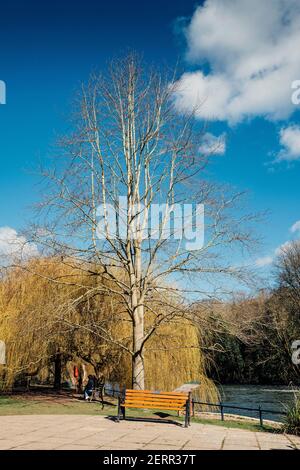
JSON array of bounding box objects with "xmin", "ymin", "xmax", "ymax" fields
[
  {"xmin": 185, "ymin": 400, "xmax": 191, "ymax": 428},
  {"xmin": 185, "ymin": 403, "xmax": 188, "ymax": 428},
  {"xmin": 117, "ymin": 396, "xmax": 121, "ymax": 422},
  {"xmin": 188, "ymin": 394, "xmax": 192, "ymax": 426},
  {"xmin": 117, "ymin": 397, "xmax": 126, "ymax": 422}
]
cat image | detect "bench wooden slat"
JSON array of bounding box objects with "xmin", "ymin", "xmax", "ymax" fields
[
  {"xmin": 124, "ymin": 395, "xmax": 187, "ymax": 401},
  {"xmin": 125, "ymin": 393, "xmax": 188, "ymax": 400},
  {"xmin": 126, "ymin": 391, "xmax": 188, "ymax": 398},
  {"xmin": 123, "ymin": 400, "xmax": 186, "ymax": 407},
  {"xmin": 123, "ymin": 405, "xmax": 185, "ymax": 411},
  {"xmin": 125, "ymin": 393, "xmax": 187, "ymax": 400},
  {"xmin": 124, "ymin": 400, "xmax": 186, "ymax": 406},
  {"xmin": 123, "ymin": 404, "xmax": 185, "ymax": 411},
  {"xmin": 126, "ymin": 390, "xmax": 188, "ymax": 397}
]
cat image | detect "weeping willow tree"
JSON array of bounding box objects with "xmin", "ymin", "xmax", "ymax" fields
[
  {"xmin": 0, "ymin": 258, "xmax": 78, "ymax": 388},
  {"xmin": 0, "ymin": 258, "xmax": 218, "ymax": 402}
]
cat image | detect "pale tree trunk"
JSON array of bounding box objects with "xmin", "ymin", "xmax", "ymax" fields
[
  {"xmin": 130, "ymin": 234, "xmax": 145, "ymax": 389},
  {"xmin": 132, "ymin": 303, "xmax": 145, "ymax": 389}
]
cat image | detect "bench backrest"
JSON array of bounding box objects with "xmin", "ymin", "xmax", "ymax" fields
[{"xmin": 123, "ymin": 389, "xmax": 189, "ymax": 411}]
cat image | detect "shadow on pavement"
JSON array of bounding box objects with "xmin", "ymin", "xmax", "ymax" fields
[{"xmin": 106, "ymin": 415, "xmax": 184, "ymax": 427}]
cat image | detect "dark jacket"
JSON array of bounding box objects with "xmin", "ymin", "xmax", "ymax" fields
[{"xmin": 85, "ymin": 377, "xmax": 95, "ymax": 391}]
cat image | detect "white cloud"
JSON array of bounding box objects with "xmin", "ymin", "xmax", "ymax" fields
[
  {"xmin": 290, "ymin": 220, "xmax": 300, "ymax": 233},
  {"xmin": 255, "ymin": 256, "xmax": 273, "ymax": 267},
  {"xmin": 275, "ymin": 240, "xmax": 294, "ymax": 256},
  {"xmin": 277, "ymin": 126, "xmax": 300, "ymax": 161},
  {"xmin": 0, "ymin": 227, "xmax": 38, "ymax": 264},
  {"xmin": 174, "ymin": 0, "xmax": 300, "ymax": 123},
  {"xmin": 199, "ymin": 132, "xmax": 226, "ymax": 155},
  {"xmin": 255, "ymin": 240, "xmax": 296, "ymax": 267}
]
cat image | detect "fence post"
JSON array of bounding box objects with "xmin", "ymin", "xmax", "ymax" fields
[
  {"xmin": 185, "ymin": 400, "xmax": 189, "ymax": 428},
  {"xmin": 258, "ymin": 405, "xmax": 263, "ymax": 427},
  {"xmin": 117, "ymin": 395, "xmax": 121, "ymax": 422},
  {"xmin": 220, "ymin": 402, "xmax": 224, "ymax": 421}
]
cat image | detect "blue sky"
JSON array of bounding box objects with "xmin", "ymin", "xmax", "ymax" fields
[{"xmin": 1, "ymin": 0, "xmax": 300, "ymax": 276}]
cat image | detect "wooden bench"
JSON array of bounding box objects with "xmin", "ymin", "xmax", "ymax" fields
[{"xmin": 117, "ymin": 389, "xmax": 191, "ymax": 427}]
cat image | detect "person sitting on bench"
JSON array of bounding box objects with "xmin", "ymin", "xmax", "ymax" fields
[{"xmin": 84, "ymin": 375, "xmax": 95, "ymax": 401}]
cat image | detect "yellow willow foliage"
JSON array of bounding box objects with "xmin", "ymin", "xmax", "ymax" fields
[
  {"xmin": 0, "ymin": 259, "xmax": 82, "ymax": 387},
  {"xmin": 0, "ymin": 258, "xmax": 218, "ymax": 402},
  {"xmin": 112, "ymin": 319, "xmax": 218, "ymax": 402}
]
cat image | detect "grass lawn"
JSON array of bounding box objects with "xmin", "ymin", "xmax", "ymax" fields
[
  {"xmin": 0, "ymin": 394, "xmax": 107, "ymax": 415},
  {"xmin": 191, "ymin": 416, "xmax": 276, "ymax": 433},
  {"xmin": 0, "ymin": 393, "xmax": 280, "ymax": 434}
]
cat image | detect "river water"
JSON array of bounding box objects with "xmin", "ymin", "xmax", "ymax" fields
[
  {"xmin": 105, "ymin": 382, "xmax": 299, "ymax": 422},
  {"xmin": 218, "ymin": 385, "xmax": 299, "ymax": 422}
]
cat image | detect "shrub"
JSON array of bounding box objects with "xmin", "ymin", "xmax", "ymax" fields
[{"xmin": 283, "ymin": 393, "xmax": 300, "ymax": 436}]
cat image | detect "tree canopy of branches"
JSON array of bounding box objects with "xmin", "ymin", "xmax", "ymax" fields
[
  {"xmin": 22, "ymin": 53, "xmax": 256, "ymax": 389},
  {"xmin": 202, "ymin": 243, "xmax": 300, "ymax": 385}
]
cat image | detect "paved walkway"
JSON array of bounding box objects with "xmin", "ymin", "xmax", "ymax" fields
[{"xmin": 0, "ymin": 415, "xmax": 299, "ymax": 450}]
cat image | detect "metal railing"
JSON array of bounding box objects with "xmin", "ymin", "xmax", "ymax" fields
[
  {"xmin": 104, "ymin": 385, "xmax": 121, "ymax": 398},
  {"xmin": 192, "ymin": 400, "xmax": 286, "ymax": 426}
]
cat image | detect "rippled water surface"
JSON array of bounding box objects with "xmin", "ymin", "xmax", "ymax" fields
[{"xmin": 218, "ymin": 385, "xmax": 299, "ymax": 421}]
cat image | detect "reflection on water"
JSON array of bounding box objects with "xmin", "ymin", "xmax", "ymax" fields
[{"xmin": 218, "ymin": 385, "xmax": 300, "ymax": 422}]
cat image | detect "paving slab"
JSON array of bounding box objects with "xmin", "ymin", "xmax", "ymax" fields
[{"xmin": 0, "ymin": 415, "xmax": 298, "ymax": 450}]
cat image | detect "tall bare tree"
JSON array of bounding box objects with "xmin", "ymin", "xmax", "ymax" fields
[{"xmin": 29, "ymin": 54, "xmax": 255, "ymax": 389}]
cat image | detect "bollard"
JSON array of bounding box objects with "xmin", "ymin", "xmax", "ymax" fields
[
  {"xmin": 258, "ymin": 405, "xmax": 263, "ymax": 426},
  {"xmin": 220, "ymin": 402, "xmax": 224, "ymax": 421}
]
